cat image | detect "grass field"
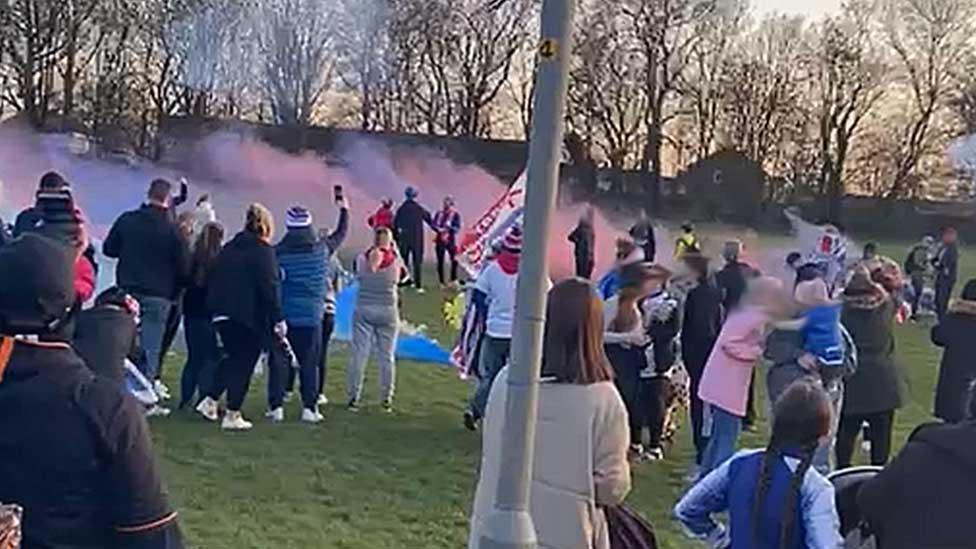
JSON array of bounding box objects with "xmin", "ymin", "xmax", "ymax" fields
[{"xmin": 150, "ymin": 237, "xmax": 970, "ymax": 548}]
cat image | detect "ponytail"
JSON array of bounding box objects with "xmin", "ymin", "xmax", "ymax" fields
[
  {"xmin": 779, "ymin": 441, "xmax": 818, "ymax": 548},
  {"xmin": 751, "ymin": 440, "xmax": 819, "ymax": 548}
]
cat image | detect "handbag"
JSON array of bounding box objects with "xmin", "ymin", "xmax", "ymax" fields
[{"xmin": 606, "ymin": 504, "xmax": 658, "ymax": 549}]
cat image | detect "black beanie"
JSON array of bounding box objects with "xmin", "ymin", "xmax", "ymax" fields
[{"xmin": 0, "ymin": 234, "xmax": 75, "ymax": 335}]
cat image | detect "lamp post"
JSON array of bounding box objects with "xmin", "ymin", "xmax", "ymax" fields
[{"xmin": 475, "ymin": 1, "xmax": 575, "ymax": 548}]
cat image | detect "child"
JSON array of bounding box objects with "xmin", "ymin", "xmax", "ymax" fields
[
  {"xmin": 790, "ymin": 278, "xmax": 844, "ymax": 371},
  {"xmin": 698, "ymin": 277, "xmax": 788, "ymax": 475},
  {"xmin": 675, "ymin": 380, "xmax": 843, "ymax": 548},
  {"xmin": 639, "ymin": 279, "xmax": 682, "ymax": 460}
]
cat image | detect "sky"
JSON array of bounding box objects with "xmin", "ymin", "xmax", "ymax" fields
[{"xmin": 753, "ymin": 0, "xmax": 842, "ymax": 18}]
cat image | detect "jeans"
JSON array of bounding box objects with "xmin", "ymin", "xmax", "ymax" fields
[
  {"xmin": 910, "ymin": 274, "xmax": 925, "ymax": 316},
  {"xmin": 346, "ymin": 305, "xmax": 399, "ymax": 403},
  {"xmin": 208, "ymin": 320, "xmax": 262, "ymax": 412},
  {"xmin": 158, "ymin": 297, "xmax": 183, "ymax": 379},
  {"xmin": 836, "ymin": 410, "xmax": 895, "ymax": 468},
  {"xmin": 700, "ymin": 404, "xmax": 743, "ymax": 476},
  {"xmin": 133, "ymin": 295, "xmax": 172, "ymax": 380},
  {"xmin": 180, "ymin": 315, "xmax": 219, "ymax": 408},
  {"xmin": 468, "ymin": 336, "xmax": 511, "ymax": 420},
  {"xmin": 268, "ymin": 324, "xmax": 322, "ymax": 411},
  {"xmin": 319, "ymin": 312, "xmax": 336, "ymax": 396},
  {"xmin": 435, "ymin": 241, "xmax": 458, "ymax": 285}
]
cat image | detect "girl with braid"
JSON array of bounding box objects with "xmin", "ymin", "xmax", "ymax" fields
[{"xmin": 674, "ymin": 380, "xmax": 843, "ymax": 548}]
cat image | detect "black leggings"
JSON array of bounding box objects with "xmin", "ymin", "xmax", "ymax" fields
[
  {"xmin": 208, "ymin": 320, "xmax": 262, "ymax": 412},
  {"xmin": 836, "ymin": 410, "xmax": 895, "ymax": 468},
  {"xmin": 606, "ymin": 344, "xmax": 647, "ymax": 447}
]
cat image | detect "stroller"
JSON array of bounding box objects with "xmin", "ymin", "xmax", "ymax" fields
[{"xmin": 828, "ymin": 466, "xmax": 882, "ymax": 549}]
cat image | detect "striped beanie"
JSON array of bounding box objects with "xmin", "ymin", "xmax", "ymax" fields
[
  {"xmin": 500, "ymin": 225, "xmax": 523, "ymax": 254},
  {"xmin": 286, "ymin": 206, "xmax": 312, "ymax": 228}
]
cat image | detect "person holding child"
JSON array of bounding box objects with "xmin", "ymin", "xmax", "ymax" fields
[
  {"xmin": 674, "ymin": 380, "xmax": 843, "ymax": 549},
  {"xmin": 697, "ymin": 276, "xmax": 788, "ymax": 476}
]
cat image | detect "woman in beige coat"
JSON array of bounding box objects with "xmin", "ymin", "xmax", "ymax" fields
[{"xmin": 469, "ymin": 278, "xmax": 632, "ymax": 549}]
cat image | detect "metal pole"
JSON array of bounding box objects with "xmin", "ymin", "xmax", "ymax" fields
[{"xmin": 476, "ymin": 1, "xmax": 575, "ymax": 548}]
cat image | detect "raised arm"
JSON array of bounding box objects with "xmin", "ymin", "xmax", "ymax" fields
[{"xmin": 324, "ymin": 205, "xmax": 350, "ymax": 253}]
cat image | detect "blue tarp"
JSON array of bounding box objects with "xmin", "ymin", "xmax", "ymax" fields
[{"xmin": 333, "ymin": 283, "xmax": 453, "ymax": 365}]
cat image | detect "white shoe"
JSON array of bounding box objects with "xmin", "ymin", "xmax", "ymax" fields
[
  {"xmin": 283, "ymin": 391, "xmax": 294, "ymax": 403},
  {"xmin": 195, "ymin": 397, "xmax": 219, "ymax": 422},
  {"xmin": 415, "ymin": 287, "xmax": 426, "ymax": 294},
  {"xmin": 301, "ymin": 407, "xmax": 324, "ymax": 424},
  {"xmin": 222, "ymin": 411, "xmax": 253, "ymax": 431},
  {"xmin": 154, "ymin": 380, "xmax": 172, "ymax": 401},
  {"xmin": 146, "ymin": 404, "xmax": 171, "ymax": 418},
  {"xmin": 317, "ymin": 394, "xmax": 329, "ymax": 406},
  {"xmin": 265, "ymin": 407, "xmax": 284, "ymax": 423}
]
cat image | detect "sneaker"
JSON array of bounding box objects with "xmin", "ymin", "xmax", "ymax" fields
[
  {"xmin": 301, "ymin": 407, "xmax": 324, "ymax": 424},
  {"xmin": 381, "ymin": 399, "xmax": 394, "ymax": 413},
  {"xmin": 154, "ymin": 380, "xmax": 172, "ymax": 401},
  {"xmin": 346, "ymin": 400, "xmax": 360, "ymax": 413},
  {"xmin": 317, "ymin": 394, "xmax": 329, "ymax": 406},
  {"xmin": 222, "ymin": 411, "xmax": 253, "ymax": 431},
  {"xmin": 146, "ymin": 404, "xmax": 171, "ymax": 418},
  {"xmin": 463, "ymin": 411, "xmax": 478, "ymax": 432},
  {"xmin": 283, "ymin": 391, "xmax": 294, "ymax": 403},
  {"xmin": 195, "ymin": 397, "xmax": 219, "ymax": 422},
  {"xmin": 265, "ymin": 407, "xmax": 284, "ymax": 423},
  {"xmin": 646, "ymin": 447, "xmax": 665, "ymax": 461},
  {"xmin": 415, "ymin": 287, "xmax": 426, "ymax": 294}
]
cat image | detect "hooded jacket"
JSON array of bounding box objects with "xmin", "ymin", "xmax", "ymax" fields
[
  {"xmin": 103, "ymin": 204, "xmax": 191, "ymax": 300},
  {"xmin": 73, "ymin": 305, "xmax": 139, "ymax": 383},
  {"xmin": 0, "ymin": 340, "xmax": 181, "ymax": 548},
  {"xmin": 840, "ymin": 289, "xmax": 906, "ymax": 416},
  {"xmin": 931, "ymin": 298, "xmax": 976, "ymax": 422},
  {"xmin": 207, "ymin": 230, "xmax": 283, "ymax": 337},
  {"xmin": 859, "ymin": 421, "xmax": 976, "ymax": 549}
]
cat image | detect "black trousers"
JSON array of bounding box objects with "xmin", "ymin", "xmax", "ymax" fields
[
  {"xmin": 436, "ymin": 241, "xmax": 459, "ymax": 284},
  {"xmin": 399, "ymin": 240, "xmax": 424, "ymax": 288},
  {"xmin": 836, "ymin": 410, "xmax": 895, "ymax": 468},
  {"xmin": 208, "ymin": 320, "xmax": 262, "ymax": 412},
  {"xmin": 744, "ymin": 369, "xmax": 757, "ymax": 427},
  {"xmin": 935, "ymin": 277, "xmax": 955, "ymax": 322},
  {"xmin": 270, "ymin": 324, "xmax": 321, "ymax": 410},
  {"xmin": 319, "ymin": 312, "xmax": 336, "ymax": 396},
  {"xmin": 684, "ymin": 353, "xmax": 709, "ymax": 465},
  {"xmin": 575, "ymin": 257, "xmax": 595, "ymax": 280},
  {"xmin": 638, "ymin": 377, "xmax": 668, "ymax": 449},
  {"xmin": 606, "ymin": 344, "xmax": 646, "ymax": 447}
]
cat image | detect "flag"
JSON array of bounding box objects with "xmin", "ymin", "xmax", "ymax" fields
[{"xmin": 458, "ymin": 172, "xmax": 526, "ymax": 277}]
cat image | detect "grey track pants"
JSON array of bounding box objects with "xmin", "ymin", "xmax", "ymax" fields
[{"xmin": 346, "ymin": 304, "xmax": 399, "ymax": 403}]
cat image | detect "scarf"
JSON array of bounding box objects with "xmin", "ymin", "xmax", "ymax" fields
[{"xmin": 496, "ymin": 250, "xmax": 520, "ymax": 275}]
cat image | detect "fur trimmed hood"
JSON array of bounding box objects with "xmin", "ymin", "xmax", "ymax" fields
[
  {"xmin": 949, "ymin": 298, "xmax": 976, "ymax": 316},
  {"xmin": 842, "ymin": 275, "xmax": 889, "ymax": 310}
]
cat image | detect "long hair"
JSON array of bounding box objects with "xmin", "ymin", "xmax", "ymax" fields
[
  {"xmin": 245, "ymin": 203, "xmax": 274, "ymax": 241},
  {"xmin": 752, "ymin": 380, "xmax": 832, "ymax": 548},
  {"xmin": 541, "ymin": 278, "xmax": 613, "ymax": 384},
  {"xmin": 611, "ymin": 262, "xmax": 670, "ymax": 333},
  {"xmin": 192, "ymin": 222, "xmax": 224, "ymax": 287}
]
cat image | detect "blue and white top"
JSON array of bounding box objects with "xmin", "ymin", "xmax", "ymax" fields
[{"xmin": 674, "ymin": 449, "xmax": 843, "ymax": 549}]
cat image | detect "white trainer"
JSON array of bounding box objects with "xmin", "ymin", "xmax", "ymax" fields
[
  {"xmin": 195, "ymin": 397, "xmax": 219, "ymax": 422},
  {"xmin": 146, "ymin": 405, "xmax": 171, "ymax": 418},
  {"xmin": 317, "ymin": 394, "xmax": 329, "ymax": 406},
  {"xmin": 301, "ymin": 408, "xmax": 324, "ymax": 424},
  {"xmin": 265, "ymin": 407, "xmax": 284, "ymax": 423},
  {"xmin": 154, "ymin": 380, "xmax": 172, "ymax": 401},
  {"xmin": 222, "ymin": 411, "xmax": 253, "ymax": 431}
]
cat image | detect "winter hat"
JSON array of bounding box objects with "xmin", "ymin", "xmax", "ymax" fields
[
  {"xmin": 794, "ymin": 277, "xmax": 831, "ymax": 307},
  {"xmin": 500, "ymin": 225, "xmax": 523, "ymax": 254},
  {"xmin": 286, "ymin": 206, "xmax": 313, "ymax": 228},
  {"xmin": 38, "ymin": 171, "xmax": 68, "ymax": 191},
  {"xmin": 0, "ymin": 234, "xmax": 76, "ymax": 335},
  {"xmin": 405, "ymin": 186, "xmax": 419, "ymax": 200}
]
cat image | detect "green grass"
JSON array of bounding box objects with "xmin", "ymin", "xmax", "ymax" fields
[{"xmin": 151, "ymin": 237, "xmax": 973, "ymax": 549}]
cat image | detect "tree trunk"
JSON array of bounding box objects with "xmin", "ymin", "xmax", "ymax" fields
[{"xmin": 645, "ymin": 123, "xmax": 663, "ymax": 215}]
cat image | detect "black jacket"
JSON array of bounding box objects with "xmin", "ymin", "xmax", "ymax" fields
[
  {"xmin": 73, "ymin": 306, "xmax": 139, "ymax": 383},
  {"xmin": 12, "ymin": 206, "xmax": 42, "ymax": 237},
  {"xmin": 935, "ymin": 243, "xmax": 959, "ymax": 282},
  {"xmin": 0, "ymin": 341, "xmax": 181, "ymax": 548},
  {"xmin": 103, "ymin": 205, "xmax": 191, "ymax": 299},
  {"xmin": 628, "ymin": 220, "xmax": 656, "ymax": 262},
  {"xmin": 680, "ymin": 276, "xmax": 724, "ymax": 375},
  {"xmin": 859, "ymin": 421, "xmax": 976, "ymax": 549},
  {"xmin": 207, "ymin": 231, "xmax": 283, "ymax": 337},
  {"xmin": 715, "ymin": 261, "xmax": 759, "ymax": 312},
  {"xmin": 568, "ymin": 221, "xmax": 595, "ymax": 262},
  {"xmin": 931, "ymin": 299, "xmax": 976, "ymax": 423},
  {"xmin": 841, "ymin": 295, "xmax": 906, "ymax": 416},
  {"xmin": 393, "ymin": 199, "xmax": 432, "ymax": 247}
]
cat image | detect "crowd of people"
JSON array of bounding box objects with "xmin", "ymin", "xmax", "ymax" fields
[{"xmin": 1, "ymin": 168, "xmax": 975, "ymax": 548}]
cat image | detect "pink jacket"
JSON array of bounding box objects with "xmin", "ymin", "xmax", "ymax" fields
[{"xmin": 698, "ymin": 305, "xmax": 770, "ymax": 417}]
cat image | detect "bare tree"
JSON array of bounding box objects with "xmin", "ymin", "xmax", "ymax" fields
[{"xmin": 883, "ymin": 0, "xmax": 975, "ymax": 198}]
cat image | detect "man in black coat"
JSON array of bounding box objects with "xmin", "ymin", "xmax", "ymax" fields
[
  {"xmin": 394, "ymin": 186, "xmax": 432, "ymax": 292},
  {"xmin": 933, "ymin": 227, "xmax": 959, "ymax": 322},
  {"xmin": 0, "ymin": 234, "xmax": 183, "ymax": 548},
  {"xmin": 568, "ymin": 208, "xmax": 595, "ymax": 279},
  {"xmin": 103, "ymin": 179, "xmax": 191, "ymax": 393},
  {"xmin": 12, "ymin": 171, "xmax": 66, "ymax": 237},
  {"xmin": 859, "ymin": 383, "xmax": 976, "ymax": 549}
]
